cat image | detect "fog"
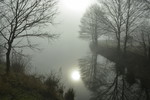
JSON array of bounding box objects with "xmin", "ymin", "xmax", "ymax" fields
[
  {"xmin": 24, "ymin": 0, "xmax": 96, "ymax": 100},
  {"xmin": 1, "ymin": 0, "xmax": 150, "ymax": 100}
]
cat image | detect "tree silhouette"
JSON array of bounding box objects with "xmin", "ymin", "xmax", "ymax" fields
[
  {"xmin": 79, "ymin": 4, "xmax": 106, "ymax": 48},
  {"xmin": 100, "ymin": 0, "xmax": 125, "ymax": 51},
  {"xmin": 0, "ymin": 0, "xmax": 58, "ymax": 73},
  {"xmin": 64, "ymin": 88, "xmax": 75, "ymax": 100}
]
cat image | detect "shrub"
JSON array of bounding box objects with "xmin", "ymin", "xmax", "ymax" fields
[
  {"xmin": 64, "ymin": 88, "xmax": 75, "ymax": 100},
  {"xmin": 11, "ymin": 51, "xmax": 31, "ymax": 73}
]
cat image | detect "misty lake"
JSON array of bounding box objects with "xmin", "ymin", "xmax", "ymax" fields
[
  {"xmin": 31, "ymin": 31, "xmax": 91, "ymax": 100},
  {"xmin": 27, "ymin": 1, "xmax": 150, "ymax": 99},
  {"xmin": 1, "ymin": 0, "xmax": 150, "ymax": 100},
  {"xmin": 28, "ymin": 8, "xmax": 93, "ymax": 99},
  {"xmin": 30, "ymin": 30, "xmax": 116, "ymax": 100}
]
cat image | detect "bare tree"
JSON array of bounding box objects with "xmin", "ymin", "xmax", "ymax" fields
[
  {"xmin": 100, "ymin": 0, "xmax": 126, "ymax": 52},
  {"xmin": 0, "ymin": 0, "xmax": 58, "ymax": 73},
  {"xmin": 79, "ymin": 53, "xmax": 99, "ymax": 90},
  {"xmin": 123, "ymin": 0, "xmax": 145, "ymax": 55},
  {"xmin": 135, "ymin": 20, "xmax": 150, "ymax": 59},
  {"xmin": 100, "ymin": 0, "xmax": 145, "ymax": 54},
  {"xmin": 79, "ymin": 4, "xmax": 106, "ymax": 49}
]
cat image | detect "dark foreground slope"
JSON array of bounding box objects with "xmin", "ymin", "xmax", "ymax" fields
[{"xmin": 0, "ymin": 64, "xmax": 64, "ymax": 100}]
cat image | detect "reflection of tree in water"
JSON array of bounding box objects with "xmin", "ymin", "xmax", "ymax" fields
[
  {"xmin": 79, "ymin": 53, "xmax": 113, "ymax": 90},
  {"xmin": 79, "ymin": 53, "xmax": 150, "ymax": 100}
]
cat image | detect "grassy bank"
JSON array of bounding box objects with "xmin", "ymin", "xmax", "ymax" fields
[{"xmin": 0, "ymin": 64, "xmax": 64, "ymax": 100}]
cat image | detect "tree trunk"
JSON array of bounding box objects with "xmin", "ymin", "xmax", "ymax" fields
[
  {"xmin": 6, "ymin": 46, "xmax": 11, "ymax": 73},
  {"xmin": 124, "ymin": 36, "xmax": 127, "ymax": 56},
  {"xmin": 124, "ymin": 0, "xmax": 131, "ymax": 57},
  {"xmin": 95, "ymin": 38, "xmax": 98, "ymax": 51},
  {"xmin": 117, "ymin": 38, "xmax": 121, "ymax": 52},
  {"xmin": 117, "ymin": 0, "xmax": 121, "ymax": 54},
  {"xmin": 114, "ymin": 72, "xmax": 119, "ymax": 100},
  {"xmin": 92, "ymin": 52, "xmax": 98, "ymax": 79},
  {"xmin": 148, "ymin": 46, "xmax": 150, "ymax": 60},
  {"xmin": 121, "ymin": 75, "xmax": 125, "ymax": 100}
]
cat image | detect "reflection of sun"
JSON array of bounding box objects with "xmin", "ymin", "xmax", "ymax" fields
[{"xmin": 71, "ymin": 70, "xmax": 80, "ymax": 81}]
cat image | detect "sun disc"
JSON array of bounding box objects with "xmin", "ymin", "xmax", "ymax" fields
[
  {"xmin": 71, "ymin": 70, "xmax": 80, "ymax": 81},
  {"xmin": 62, "ymin": 0, "xmax": 91, "ymax": 12}
]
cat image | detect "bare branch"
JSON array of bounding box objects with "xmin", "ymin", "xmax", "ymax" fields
[{"xmin": 0, "ymin": 0, "xmax": 58, "ymax": 73}]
